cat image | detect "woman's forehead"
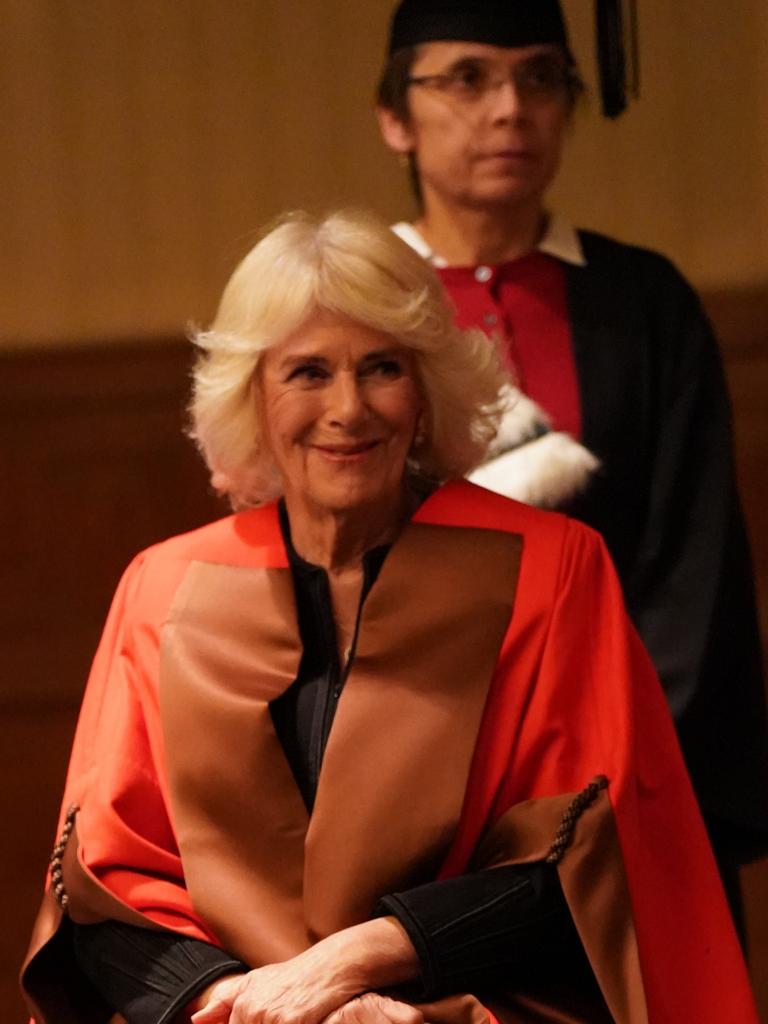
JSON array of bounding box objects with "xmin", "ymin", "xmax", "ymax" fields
[
  {"xmin": 412, "ymin": 39, "xmax": 563, "ymax": 71},
  {"xmin": 265, "ymin": 311, "xmax": 407, "ymax": 362}
]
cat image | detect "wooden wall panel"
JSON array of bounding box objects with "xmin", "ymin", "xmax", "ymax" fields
[
  {"xmin": 2, "ymin": 0, "xmax": 767, "ymax": 348},
  {"xmin": 1, "ymin": 707, "xmax": 78, "ymax": 1021},
  {"xmin": 554, "ymin": 0, "xmax": 768, "ymax": 291},
  {"xmin": 0, "ymin": 342, "xmax": 224, "ymax": 707},
  {"xmin": 0, "ymin": 0, "xmax": 403, "ymax": 344}
]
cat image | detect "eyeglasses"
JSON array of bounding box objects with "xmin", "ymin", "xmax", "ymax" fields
[{"xmin": 407, "ymin": 56, "xmax": 576, "ymax": 105}]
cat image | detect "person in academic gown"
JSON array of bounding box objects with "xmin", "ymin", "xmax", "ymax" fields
[
  {"xmin": 21, "ymin": 211, "xmax": 757, "ymax": 1024},
  {"xmin": 374, "ymin": 0, "xmax": 768, "ymax": 921}
]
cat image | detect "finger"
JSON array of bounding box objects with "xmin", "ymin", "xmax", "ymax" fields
[
  {"xmin": 379, "ymin": 1000, "xmax": 424, "ymax": 1024},
  {"xmin": 333, "ymin": 994, "xmax": 415, "ymax": 1024},
  {"xmin": 192, "ymin": 973, "xmax": 247, "ymax": 1023},
  {"xmin": 191, "ymin": 999, "xmax": 233, "ymax": 1024},
  {"xmin": 321, "ymin": 998, "xmax": 374, "ymax": 1024},
  {"xmin": 321, "ymin": 1009, "xmax": 347, "ymax": 1024},
  {"xmin": 333, "ymin": 1001, "xmax": 372, "ymax": 1024},
  {"xmin": 352, "ymin": 994, "xmax": 424, "ymax": 1024}
]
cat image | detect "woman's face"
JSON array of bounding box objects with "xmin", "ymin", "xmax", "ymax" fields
[
  {"xmin": 257, "ymin": 310, "xmax": 423, "ymax": 515},
  {"xmin": 378, "ymin": 41, "xmax": 571, "ymax": 213}
]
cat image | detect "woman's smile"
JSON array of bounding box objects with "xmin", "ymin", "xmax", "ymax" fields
[
  {"xmin": 307, "ymin": 438, "xmax": 387, "ymax": 473},
  {"xmin": 311, "ymin": 439, "xmax": 382, "ymax": 461}
]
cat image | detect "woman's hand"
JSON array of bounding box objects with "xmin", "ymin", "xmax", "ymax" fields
[
  {"xmin": 190, "ymin": 917, "xmax": 419, "ymax": 1024},
  {"xmin": 189, "ymin": 956, "xmax": 352, "ymax": 1024},
  {"xmin": 323, "ymin": 993, "xmax": 424, "ymax": 1024}
]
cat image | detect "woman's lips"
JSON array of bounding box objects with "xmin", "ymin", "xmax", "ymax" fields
[
  {"xmin": 485, "ymin": 149, "xmax": 536, "ymax": 161},
  {"xmin": 312, "ymin": 440, "xmax": 381, "ymax": 462}
]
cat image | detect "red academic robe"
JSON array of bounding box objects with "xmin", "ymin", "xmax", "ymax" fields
[{"xmin": 21, "ymin": 480, "xmax": 756, "ymax": 1023}]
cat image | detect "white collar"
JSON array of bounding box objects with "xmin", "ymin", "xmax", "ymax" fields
[{"xmin": 391, "ymin": 213, "xmax": 586, "ymax": 268}]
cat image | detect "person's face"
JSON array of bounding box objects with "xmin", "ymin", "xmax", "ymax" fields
[
  {"xmin": 257, "ymin": 310, "xmax": 423, "ymax": 516},
  {"xmin": 377, "ymin": 41, "xmax": 571, "ymax": 212}
]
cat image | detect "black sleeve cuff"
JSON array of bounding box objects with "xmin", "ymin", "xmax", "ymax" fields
[
  {"xmin": 375, "ymin": 862, "xmax": 580, "ymax": 1000},
  {"xmin": 72, "ymin": 920, "xmax": 247, "ymax": 1024}
]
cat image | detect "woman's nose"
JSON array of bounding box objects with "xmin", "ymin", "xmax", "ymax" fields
[
  {"xmin": 487, "ymin": 79, "xmax": 527, "ymax": 122},
  {"xmin": 325, "ymin": 373, "xmax": 367, "ymax": 426}
]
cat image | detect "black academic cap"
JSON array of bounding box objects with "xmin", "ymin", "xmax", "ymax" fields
[
  {"xmin": 388, "ymin": 0, "xmax": 568, "ymax": 53},
  {"xmin": 386, "ymin": 0, "xmax": 639, "ymax": 118}
]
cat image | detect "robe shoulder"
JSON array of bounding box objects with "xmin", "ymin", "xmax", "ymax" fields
[
  {"xmin": 573, "ymin": 229, "xmax": 716, "ymax": 349},
  {"xmin": 575, "ymin": 228, "xmax": 696, "ymax": 290},
  {"xmin": 421, "ymin": 479, "xmax": 604, "ymax": 559},
  {"xmin": 141, "ymin": 481, "xmax": 596, "ymax": 571},
  {"xmin": 138, "ymin": 502, "xmax": 286, "ymax": 568},
  {"xmin": 122, "ymin": 481, "xmax": 605, "ymax": 634}
]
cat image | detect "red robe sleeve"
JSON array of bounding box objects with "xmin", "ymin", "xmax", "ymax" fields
[
  {"xmin": 42, "ymin": 549, "xmax": 216, "ymax": 942},
  {"xmin": 440, "ymin": 514, "xmax": 757, "ymax": 1023}
]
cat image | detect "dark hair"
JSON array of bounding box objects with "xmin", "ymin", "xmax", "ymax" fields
[
  {"xmin": 377, "ymin": 45, "xmax": 420, "ymax": 122},
  {"xmin": 376, "ymin": 47, "xmax": 423, "ymax": 204}
]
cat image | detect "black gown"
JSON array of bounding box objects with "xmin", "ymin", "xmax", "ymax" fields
[{"xmin": 559, "ymin": 232, "xmax": 767, "ymax": 865}]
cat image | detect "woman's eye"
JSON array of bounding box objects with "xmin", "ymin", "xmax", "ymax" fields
[
  {"xmin": 452, "ymin": 66, "xmax": 487, "ymax": 93},
  {"xmin": 287, "ymin": 364, "xmax": 326, "ymax": 383},
  {"xmin": 519, "ymin": 60, "xmax": 567, "ymax": 93},
  {"xmin": 365, "ymin": 359, "xmax": 403, "ymax": 379}
]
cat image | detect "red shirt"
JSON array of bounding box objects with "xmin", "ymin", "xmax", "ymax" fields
[{"xmin": 438, "ymin": 252, "xmax": 581, "ymax": 438}]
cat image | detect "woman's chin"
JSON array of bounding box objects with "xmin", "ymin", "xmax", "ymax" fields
[{"xmin": 304, "ymin": 478, "xmax": 400, "ymax": 516}]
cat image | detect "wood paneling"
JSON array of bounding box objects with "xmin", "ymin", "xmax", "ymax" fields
[
  {"xmin": 0, "ymin": 0, "xmax": 404, "ymax": 345},
  {"xmin": 1, "ymin": 0, "xmax": 767, "ymax": 348},
  {"xmin": 1, "ymin": 707, "xmax": 78, "ymax": 1021},
  {"xmin": 0, "ymin": 341, "xmax": 224, "ymax": 707}
]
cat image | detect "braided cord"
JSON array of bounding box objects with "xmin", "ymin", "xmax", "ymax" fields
[
  {"xmin": 50, "ymin": 803, "xmax": 79, "ymax": 910},
  {"xmin": 545, "ymin": 775, "xmax": 609, "ymax": 865}
]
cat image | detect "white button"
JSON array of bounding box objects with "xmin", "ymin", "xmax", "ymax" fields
[
  {"xmin": 483, "ymin": 313, "xmax": 498, "ymax": 326},
  {"xmin": 475, "ymin": 265, "xmax": 493, "ymax": 283}
]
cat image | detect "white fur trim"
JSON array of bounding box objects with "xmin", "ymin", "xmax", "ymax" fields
[
  {"xmin": 469, "ymin": 432, "xmax": 600, "ymax": 509},
  {"xmin": 488, "ymin": 385, "xmax": 550, "ymax": 457}
]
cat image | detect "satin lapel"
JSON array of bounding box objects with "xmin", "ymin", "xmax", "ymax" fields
[
  {"xmin": 159, "ymin": 507, "xmax": 309, "ymax": 964},
  {"xmin": 304, "ymin": 519, "xmax": 522, "ymax": 937},
  {"xmin": 160, "ymin": 500, "xmax": 523, "ymax": 957}
]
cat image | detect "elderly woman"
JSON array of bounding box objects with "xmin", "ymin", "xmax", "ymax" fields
[{"xmin": 22, "ymin": 211, "xmax": 755, "ymax": 1024}]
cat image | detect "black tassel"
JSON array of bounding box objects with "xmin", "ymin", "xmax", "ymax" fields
[
  {"xmin": 626, "ymin": 0, "xmax": 641, "ymax": 100},
  {"xmin": 595, "ymin": 0, "xmax": 626, "ymax": 118}
]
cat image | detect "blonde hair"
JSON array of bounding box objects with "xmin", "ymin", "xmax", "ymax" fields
[{"xmin": 190, "ymin": 209, "xmax": 507, "ymax": 507}]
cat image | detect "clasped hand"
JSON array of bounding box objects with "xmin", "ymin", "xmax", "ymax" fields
[{"xmin": 190, "ymin": 917, "xmax": 422, "ymax": 1024}]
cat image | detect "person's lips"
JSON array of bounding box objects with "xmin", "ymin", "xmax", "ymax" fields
[
  {"xmin": 312, "ymin": 440, "xmax": 381, "ymax": 462},
  {"xmin": 484, "ymin": 148, "xmax": 536, "ymax": 161}
]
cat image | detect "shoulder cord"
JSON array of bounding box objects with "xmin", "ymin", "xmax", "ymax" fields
[
  {"xmin": 545, "ymin": 775, "xmax": 609, "ymax": 865},
  {"xmin": 50, "ymin": 803, "xmax": 79, "ymax": 910}
]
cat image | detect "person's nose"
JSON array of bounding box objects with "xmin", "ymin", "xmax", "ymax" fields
[
  {"xmin": 487, "ymin": 75, "xmax": 528, "ymax": 123},
  {"xmin": 325, "ymin": 372, "xmax": 367, "ymax": 428}
]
